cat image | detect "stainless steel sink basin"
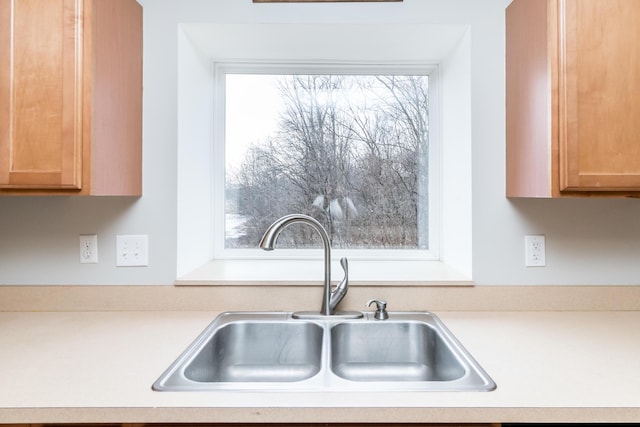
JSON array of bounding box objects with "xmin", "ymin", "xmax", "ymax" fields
[
  {"xmin": 153, "ymin": 311, "xmax": 495, "ymax": 392},
  {"xmin": 330, "ymin": 321, "xmax": 465, "ymax": 382},
  {"xmin": 184, "ymin": 320, "xmax": 323, "ymax": 383}
]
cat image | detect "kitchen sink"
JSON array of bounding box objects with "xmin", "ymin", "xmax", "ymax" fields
[{"xmin": 152, "ymin": 311, "xmax": 496, "ymax": 392}]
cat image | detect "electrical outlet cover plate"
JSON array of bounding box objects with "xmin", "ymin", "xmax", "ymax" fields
[
  {"xmin": 79, "ymin": 234, "xmax": 98, "ymax": 264},
  {"xmin": 525, "ymin": 235, "xmax": 546, "ymax": 267},
  {"xmin": 116, "ymin": 235, "xmax": 149, "ymax": 267}
]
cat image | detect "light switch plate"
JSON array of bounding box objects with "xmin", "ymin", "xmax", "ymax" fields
[{"xmin": 116, "ymin": 235, "xmax": 148, "ymax": 267}]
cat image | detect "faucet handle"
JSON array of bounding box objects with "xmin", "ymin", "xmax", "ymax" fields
[
  {"xmin": 339, "ymin": 257, "xmax": 348, "ymax": 275},
  {"xmin": 366, "ymin": 299, "xmax": 389, "ymax": 320},
  {"xmin": 329, "ymin": 257, "xmax": 349, "ymax": 313}
]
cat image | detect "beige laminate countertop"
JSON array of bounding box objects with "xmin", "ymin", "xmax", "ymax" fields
[{"xmin": 1, "ymin": 309, "xmax": 640, "ymax": 424}]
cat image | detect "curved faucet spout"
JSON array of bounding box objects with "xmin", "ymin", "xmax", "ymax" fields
[{"xmin": 259, "ymin": 214, "xmax": 345, "ymax": 316}]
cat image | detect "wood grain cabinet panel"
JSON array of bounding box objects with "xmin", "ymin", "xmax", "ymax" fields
[
  {"xmin": 506, "ymin": 0, "xmax": 640, "ymax": 197},
  {"xmin": 0, "ymin": 0, "xmax": 142, "ymax": 196}
]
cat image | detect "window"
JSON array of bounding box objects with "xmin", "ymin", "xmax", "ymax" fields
[
  {"xmin": 176, "ymin": 23, "xmax": 472, "ymax": 282},
  {"xmin": 216, "ymin": 64, "xmax": 438, "ymax": 260}
]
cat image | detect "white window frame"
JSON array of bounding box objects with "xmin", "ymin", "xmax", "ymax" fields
[
  {"xmin": 176, "ymin": 22, "xmax": 472, "ymax": 283},
  {"xmin": 211, "ymin": 61, "xmax": 442, "ymax": 263}
]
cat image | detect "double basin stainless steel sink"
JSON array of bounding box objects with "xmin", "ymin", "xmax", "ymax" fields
[{"xmin": 152, "ymin": 311, "xmax": 495, "ymax": 392}]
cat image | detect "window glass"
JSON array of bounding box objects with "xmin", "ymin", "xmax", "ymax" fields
[{"xmin": 224, "ymin": 71, "xmax": 432, "ymax": 253}]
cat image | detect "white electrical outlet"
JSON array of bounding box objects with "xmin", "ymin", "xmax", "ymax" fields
[
  {"xmin": 116, "ymin": 235, "xmax": 149, "ymax": 267},
  {"xmin": 525, "ymin": 235, "xmax": 546, "ymax": 267},
  {"xmin": 79, "ymin": 234, "xmax": 98, "ymax": 264}
]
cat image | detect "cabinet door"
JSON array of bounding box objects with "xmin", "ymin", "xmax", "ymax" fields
[
  {"xmin": 0, "ymin": 0, "xmax": 82, "ymax": 190},
  {"xmin": 558, "ymin": 0, "xmax": 640, "ymax": 191}
]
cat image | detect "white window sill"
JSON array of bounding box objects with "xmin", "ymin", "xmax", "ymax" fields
[{"xmin": 175, "ymin": 259, "xmax": 472, "ymax": 286}]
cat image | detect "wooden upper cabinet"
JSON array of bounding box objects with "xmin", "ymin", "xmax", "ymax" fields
[
  {"xmin": 506, "ymin": 0, "xmax": 640, "ymax": 197},
  {"xmin": 0, "ymin": 0, "xmax": 142, "ymax": 196}
]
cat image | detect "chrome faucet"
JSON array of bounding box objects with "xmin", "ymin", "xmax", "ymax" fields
[{"xmin": 259, "ymin": 214, "xmax": 361, "ymax": 318}]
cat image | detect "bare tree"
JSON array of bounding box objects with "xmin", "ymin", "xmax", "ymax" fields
[{"xmin": 226, "ymin": 74, "xmax": 429, "ymax": 250}]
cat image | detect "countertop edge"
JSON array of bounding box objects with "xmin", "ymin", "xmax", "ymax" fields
[{"xmin": 2, "ymin": 406, "xmax": 640, "ymax": 425}]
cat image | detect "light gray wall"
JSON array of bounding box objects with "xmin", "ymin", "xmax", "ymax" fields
[{"xmin": 1, "ymin": 0, "xmax": 639, "ymax": 286}]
